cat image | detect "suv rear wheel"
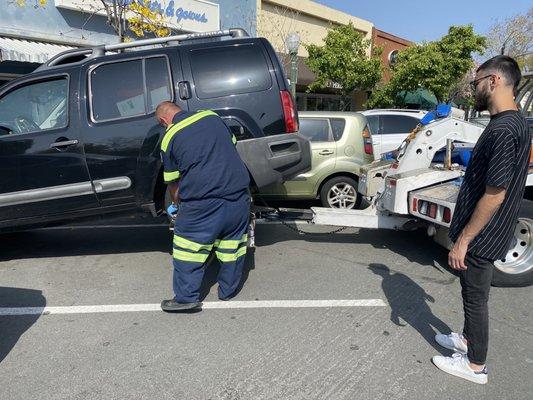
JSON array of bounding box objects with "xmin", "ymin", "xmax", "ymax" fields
[{"xmin": 320, "ymin": 176, "xmax": 362, "ymax": 209}]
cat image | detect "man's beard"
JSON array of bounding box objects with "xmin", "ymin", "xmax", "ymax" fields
[{"xmin": 474, "ymin": 88, "xmax": 490, "ymax": 112}]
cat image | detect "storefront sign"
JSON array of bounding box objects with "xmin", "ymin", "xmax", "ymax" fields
[{"xmin": 55, "ymin": 0, "xmax": 220, "ymax": 32}]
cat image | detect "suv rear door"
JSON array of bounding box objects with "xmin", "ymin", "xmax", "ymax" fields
[
  {"xmin": 178, "ymin": 39, "xmax": 310, "ymax": 188},
  {"xmin": 0, "ymin": 72, "xmax": 99, "ymax": 226}
]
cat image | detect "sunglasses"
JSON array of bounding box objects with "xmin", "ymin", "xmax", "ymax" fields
[{"xmin": 469, "ymin": 74, "xmax": 495, "ymax": 91}]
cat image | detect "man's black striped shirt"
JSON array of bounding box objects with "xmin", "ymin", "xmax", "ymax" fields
[{"xmin": 449, "ymin": 110, "xmax": 530, "ymax": 261}]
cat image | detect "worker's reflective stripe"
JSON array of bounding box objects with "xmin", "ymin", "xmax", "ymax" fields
[
  {"xmin": 163, "ymin": 170, "xmax": 180, "ymax": 182},
  {"xmin": 161, "ymin": 110, "xmax": 218, "ymax": 152},
  {"xmin": 173, "ymin": 249, "xmax": 210, "ymax": 263},
  {"xmin": 232, "ymin": 134, "xmax": 237, "ymax": 145},
  {"xmin": 215, "ymin": 246, "xmax": 247, "ymax": 262},
  {"xmin": 173, "ymin": 235, "xmax": 213, "ymax": 252},
  {"xmin": 216, "ymin": 234, "xmax": 248, "ymax": 250}
]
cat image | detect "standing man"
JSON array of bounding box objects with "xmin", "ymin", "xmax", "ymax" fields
[
  {"xmin": 432, "ymin": 56, "xmax": 530, "ymax": 384},
  {"xmin": 156, "ymin": 101, "xmax": 251, "ymax": 312}
]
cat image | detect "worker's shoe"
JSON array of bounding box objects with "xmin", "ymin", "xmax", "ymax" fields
[
  {"xmin": 160, "ymin": 299, "xmax": 202, "ymax": 312},
  {"xmin": 432, "ymin": 353, "xmax": 488, "ymax": 384},
  {"xmin": 435, "ymin": 332, "xmax": 468, "ymax": 354}
]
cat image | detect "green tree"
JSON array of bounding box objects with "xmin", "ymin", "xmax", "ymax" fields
[
  {"xmin": 305, "ymin": 22, "xmax": 382, "ymax": 110},
  {"xmin": 367, "ymin": 25, "xmax": 486, "ymax": 108}
]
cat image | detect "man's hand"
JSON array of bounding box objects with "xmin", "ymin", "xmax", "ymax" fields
[
  {"xmin": 449, "ymin": 186, "xmax": 506, "ymax": 271},
  {"xmin": 448, "ymin": 238, "xmax": 469, "ymax": 270}
]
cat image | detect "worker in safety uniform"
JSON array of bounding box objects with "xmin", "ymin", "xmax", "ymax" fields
[{"xmin": 156, "ymin": 101, "xmax": 250, "ymax": 312}]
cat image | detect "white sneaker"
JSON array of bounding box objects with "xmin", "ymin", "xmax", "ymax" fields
[
  {"xmin": 435, "ymin": 332, "xmax": 468, "ymax": 354},
  {"xmin": 432, "ymin": 353, "xmax": 488, "ymax": 384}
]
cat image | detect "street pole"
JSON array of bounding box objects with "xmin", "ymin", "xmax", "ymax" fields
[
  {"xmin": 290, "ymin": 50, "xmax": 298, "ymax": 100},
  {"xmin": 285, "ymin": 32, "xmax": 300, "ymax": 102}
]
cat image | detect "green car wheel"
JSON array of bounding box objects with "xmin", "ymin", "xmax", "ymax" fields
[{"xmin": 320, "ymin": 176, "xmax": 362, "ymax": 209}]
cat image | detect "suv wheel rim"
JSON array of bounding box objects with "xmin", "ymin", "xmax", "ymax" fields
[
  {"xmin": 327, "ymin": 183, "xmax": 357, "ymax": 209},
  {"xmin": 494, "ymin": 218, "xmax": 533, "ymax": 275}
]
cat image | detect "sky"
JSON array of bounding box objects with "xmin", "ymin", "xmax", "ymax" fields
[{"xmin": 314, "ymin": 0, "xmax": 531, "ymax": 43}]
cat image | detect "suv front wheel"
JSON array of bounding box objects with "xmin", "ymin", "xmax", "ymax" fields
[{"xmin": 320, "ymin": 176, "xmax": 362, "ymax": 209}]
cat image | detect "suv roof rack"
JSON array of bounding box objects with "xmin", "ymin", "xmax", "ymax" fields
[{"xmin": 38, "ymin": 28, "xmax": 249, "ymax": 71}]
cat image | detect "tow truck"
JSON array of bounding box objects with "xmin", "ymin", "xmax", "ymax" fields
[{"xmin": 252, "ymin": 102, "xmax": 533, "ymax": 288}]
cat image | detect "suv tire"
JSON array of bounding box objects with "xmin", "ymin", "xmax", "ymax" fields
[{"xmin": 320, "ymin": 176, "xmax": 362, "ymax": 209}]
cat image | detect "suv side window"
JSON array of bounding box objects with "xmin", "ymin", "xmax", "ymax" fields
[
  {"xmin": 381, "ymin": 115, "xmax": 419, "ymax": 134},
  {"xmin": 90, "ymin": 56, "xmax": 172, "ymax": 122},
  {"xmin": 299, "ymin": 118, "xmax": 331, "ymax": 142},
  {"xmin": 329, "ymin": 118, "xmax": 346, "ymax": 141},
  {"xmin": 366, "ymin": 115, "xmax": 379, "ymax": 135},
  {"xmin": 0, "ymin": 77, "xmax": 68, "ymax": 135},
  {"xmin": 190, "ymin": 44, "xmax": 272, "ymax": 99}
]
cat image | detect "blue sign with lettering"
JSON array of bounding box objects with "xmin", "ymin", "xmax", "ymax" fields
[{"xmin": 122, "ymin": 0, "xmax": 209, "ymax": 26}]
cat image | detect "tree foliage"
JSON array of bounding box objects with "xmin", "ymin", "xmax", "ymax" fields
[
  {"xmin": 367, "ymin": 25, "xmax": 486, "ymax": 108},
  {"xmin": 305, "ymin": 22, "xmax": 382, "ymax": 109}
]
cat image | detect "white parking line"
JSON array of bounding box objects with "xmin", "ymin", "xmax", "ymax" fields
[{"xmin": 0, "ymin": 299, "xmax": 386, "ymax": 316}]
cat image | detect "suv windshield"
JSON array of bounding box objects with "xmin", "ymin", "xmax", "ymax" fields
[{"xmin": 0, "ymin": 78, "xmax": 68, "ymax": 135}]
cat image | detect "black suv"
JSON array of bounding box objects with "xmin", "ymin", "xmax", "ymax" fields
[{"xmin": 0, "ymin": 29, "xmax": 311, "ymax": 230}]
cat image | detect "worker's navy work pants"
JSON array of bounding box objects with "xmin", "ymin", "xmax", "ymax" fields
[{"xmin": 172, "ymin": 191, "xmax": 250, "ymax": 303}]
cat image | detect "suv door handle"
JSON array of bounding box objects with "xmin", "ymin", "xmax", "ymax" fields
[
  {"xmin": 50, "ymin": 139, "xmax": 79, "ymax": 149},
  {"xmin": 319, "ymin": 150, "xmax": 334, "ymax": 155},
  {"xmin": 178, "ymin": 81, "xmax": 192, "ymax": 100}
]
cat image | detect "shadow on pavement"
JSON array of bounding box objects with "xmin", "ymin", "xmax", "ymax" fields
[
  {"xmin": 368, "ymin": 264, "xmax": 451, "ymax": 355},
  {"xmin": 0, "ymin": 226, "xmax": 173, "ymax": 261},
  {"xmin": 0, "ymin": 286, "xmax": 46, "ymax": 364},
  {"xmin": 255, "ymin": 223, "xmax": 449, "ymax": 271},
  {"xmin": 199, "ymin": 248, "xmax": 256, "ymax": 301}
]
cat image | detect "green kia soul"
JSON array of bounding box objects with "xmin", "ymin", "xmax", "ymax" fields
[{"xmin": 258, "ymin": 111, "xmax": 375, "ymax": 209}]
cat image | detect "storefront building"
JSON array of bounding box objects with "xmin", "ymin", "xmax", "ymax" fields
[
  {"xmin": 0, "ymin": 0, "xmax": 256, "ymax": 86},
  {"xmin": 372, "ymin": 28, "xmax": 412, "ymax": 82},
  {"xmin": 257, "ymin": 0, "xmax": 374, "ymax": 111}
]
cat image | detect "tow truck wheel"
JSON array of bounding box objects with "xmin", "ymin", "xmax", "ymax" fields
[{"xmin": 492, "ymin": 218, "xmax": 533, "ymax": 287}]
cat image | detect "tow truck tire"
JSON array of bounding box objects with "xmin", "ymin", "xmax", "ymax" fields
[
  {"xmin": 492, "ymin": 218, "xmax": 533, "ymax": 287},
  {"xmin": 320, "ymin": 176, "xmax": 362, "ymax": 209}
]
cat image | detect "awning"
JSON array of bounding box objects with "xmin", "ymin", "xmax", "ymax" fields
[{"xmin": 0, "ymin": 36, "xmax": 76, "ymax": 64}]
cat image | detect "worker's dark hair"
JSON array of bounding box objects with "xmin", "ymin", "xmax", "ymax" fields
[{"xmin": 477, "ymin": 55, "xmax": 522, "ymax": 95}]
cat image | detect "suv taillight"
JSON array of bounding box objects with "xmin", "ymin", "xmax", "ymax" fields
[
  {"xmin": 529, "ymin": 136, "xmax": 533, "ymax": 167},
  {"xmin": 280, "ymin": 90, "xmax": 298, "ymax": 133},
  {"xmin": 362, "ymin": 125, "xmax": 373, "ymax": 155}
]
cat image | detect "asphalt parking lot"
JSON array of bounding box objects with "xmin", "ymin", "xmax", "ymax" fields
[{"xmin": 0, "ymin": 212, "xmax": 532, "ymax": 400}]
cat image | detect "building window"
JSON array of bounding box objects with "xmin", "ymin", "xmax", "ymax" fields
[{"xmin": 297, "ymin": 93, "xmax": 352, "ymax": 112}]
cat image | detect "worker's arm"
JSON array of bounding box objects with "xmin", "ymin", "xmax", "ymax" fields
[
  {"xmin": 448, "ymin": 186, "xmax": 506, "ymax": 270},
  {"xmin": 168, "ymin": 182, "xmax": 180, "ymax": 205}
]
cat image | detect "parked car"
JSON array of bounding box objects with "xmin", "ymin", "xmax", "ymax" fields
[
  {"xmin": 0, "ymin": 29, "xmax": 311, "ymax": 231},
  {"xmin": 361, "ymin": 109, "xmax": 426, "ymax": 159},
  {"xmin": 258, "ymin": 112, "xmax": 374, "ymax": 209}
]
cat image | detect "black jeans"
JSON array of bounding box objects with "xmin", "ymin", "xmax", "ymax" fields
[{"xmin": 460, "ymin": 253, "xmax": 494, "ymax": 365}]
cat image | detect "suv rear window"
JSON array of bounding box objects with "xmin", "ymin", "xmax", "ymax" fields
[
  {"xmin": 190, "ymin": 44, "xmax": 272, "ymax": 99},
  {"xmin": 90, "ymin": 56, "xmax": 172, "ymax": 122}
]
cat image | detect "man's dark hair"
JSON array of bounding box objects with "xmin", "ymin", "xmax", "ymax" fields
[{"xmin": 477, "ymin": 55, "xmax": 522, "ymax": 95}]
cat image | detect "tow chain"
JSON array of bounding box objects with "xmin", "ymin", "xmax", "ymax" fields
[{"xmin": 255, "ymin": 196, "xmax": 349, "ymax": 236}]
